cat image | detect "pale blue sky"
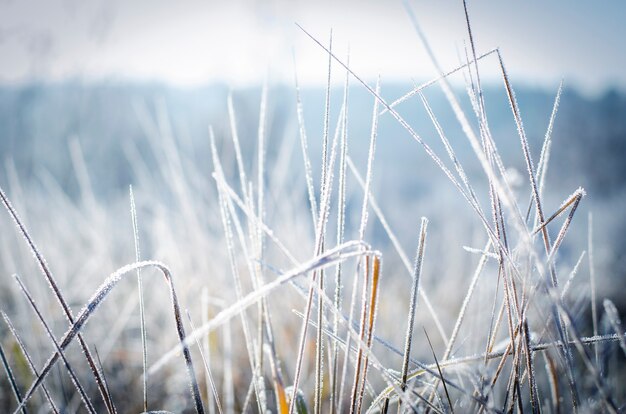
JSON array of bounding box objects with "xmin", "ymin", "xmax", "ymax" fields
[{"xmin": 0, "ymin": 0, "xmax": 624, "ymax": 95}]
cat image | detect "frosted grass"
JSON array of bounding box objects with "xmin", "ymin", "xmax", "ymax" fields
[{"xmin": 1, "ymin": 2, "xmax": 623, "ymax": 412}]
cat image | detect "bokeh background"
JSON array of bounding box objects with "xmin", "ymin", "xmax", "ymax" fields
[{"xmin": 1, "ymin": 0, "xmax": 624, "ymax": 294}]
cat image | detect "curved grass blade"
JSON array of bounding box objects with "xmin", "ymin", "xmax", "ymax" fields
[
  {"xmin": 12, "ymin": 261, "xmax": 205, "ymax": 414},
  {"xmin": 0, "ymin": 185, "xmax": 116, "ymax": 414},
  {"xmin": 149, "ymin": 241, "xmax": 369, "ymax": 375},
  {"xmin": 13, "ymin": 275, "xmax": 97, "ymax": 414}
]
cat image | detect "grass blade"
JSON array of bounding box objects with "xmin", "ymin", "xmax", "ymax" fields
[
  {"xmin": 129, "ymin": 185, "xmax": 148, "ymax": 412},
  {"xmin": 2, "ymin": 312, "xmax": 60, "ymax": 414},
  {"xmin": 0, "ymin": 341, "xmax": 28, "ymax": 414},
  {"xmin": 187, "ymin": 310, "xmax": 224, "ymax": 414},
  {"xmin": 400, "ymin": 219, "xmax": 428, "ymax": 398},
  {"xmin": 423, "ymin": 328, "xmax": 454, "ymax": 414}
]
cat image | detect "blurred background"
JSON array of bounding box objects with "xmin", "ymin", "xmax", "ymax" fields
[
  {"xmin": 1, "ymin": 1, "xmax": 626, "ymax": 410},
  {"xmin": 1, "ymin": 0, "xmax": 624, "ymax": 291}
]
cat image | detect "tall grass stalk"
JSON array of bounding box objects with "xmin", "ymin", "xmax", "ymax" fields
[
  {"xmin": 330, "ymin": 48, "xmax": 351, "ymax": 414},
  {"xmin": 211, "ymin": 130, "xmax": 264, "ymax": 413},
  {"xmin": 398, "ymin": 219, "xmax": 428, "ymax": 412},
  {"xmin": 129, "ymin": 185, "xmax": 148, "ymax": 412},
  {"xmin": 589, "ymin": 213, "xmax": 599, "ymax": 366}
]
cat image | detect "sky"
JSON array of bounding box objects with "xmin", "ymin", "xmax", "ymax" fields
[{"xmin": 0, "ymin": 0, "xmax": 624, "ymax": 95}]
